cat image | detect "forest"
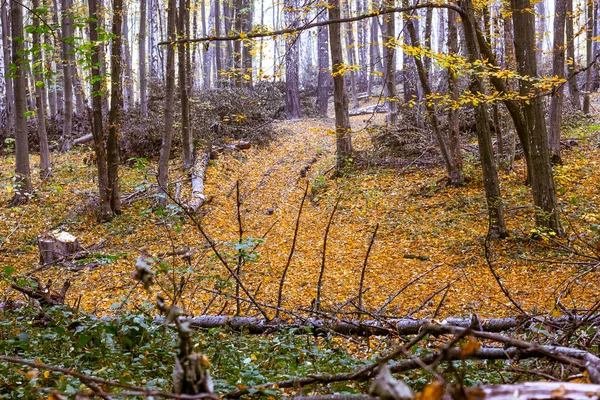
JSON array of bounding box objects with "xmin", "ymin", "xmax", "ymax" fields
[{"xmin": 1, "ymin": 0, "xmax": 600, "ymax": 397}]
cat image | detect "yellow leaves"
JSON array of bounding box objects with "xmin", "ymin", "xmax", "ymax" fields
[
  {"xmin": 460, "ymin": 337, "xmax": 481, "ymax": 356},
  {"xmin": 418, "ymin": 380, "xmax": 444, "ymax": 400},
  {"xmin": 26, "ymin": 369, "xmax": 39, "ymax": 380},
  {"xmin": 551, "ymin": 385, "xmax": 568, "ymax": 399}
]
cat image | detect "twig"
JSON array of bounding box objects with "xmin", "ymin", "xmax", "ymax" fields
[
  {"xmin": 315, "ymin": 195, "xmax": 341, "ymax": 312},
  {"xmin": 357, "ymin": 223, "xmax": 379, "ymax": 311},
  {"xmin": 275, "ymin": 182, "xmax": 309, "ymax": 319}
]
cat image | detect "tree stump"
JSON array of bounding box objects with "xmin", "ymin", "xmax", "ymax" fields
[{"xmin": 38, "ymin": 231, "xmax": 82, "ymax": 264}]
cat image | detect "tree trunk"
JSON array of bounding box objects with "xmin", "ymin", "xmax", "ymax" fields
[
  {"xmin": 241, "ymin": 0, "xmax": 253, "ymax": 87},
  {"xmin": 458, "ymin": 0, "xmax": 506, "ymax": 239},
  {"xmin": 548, "ymin": 0, "xmax": 566, "ymax": 163},
  {"xmin": 447, "ymin": 8, "xmax": 463, "ymax": 183},
  {"xmin": 10, "ymin": 1, "xmax": 32, "ymax": 206},
  {"xmin": 32, "ymin": 0, "xmax": 52, "ymax": 179},
  {"xmin": 329, "ymin": 0, "xmax": 352, "ymax": 172},
  {"xmin": 232, "ymin": 0, "xmax": 242, "ymax": 86},
  {"xmin": 60, "ymin": 0, "xmax": 74, "ymax": 152},
  {"xmin": 383, "ymin": 1, "xmax": 398, "ymax": 124},
  {"xmin": 582, "ymin": 0, "xmax": 593, "ymax": 114},
  {"xmin": 87, "ymin": 0, "xmax": 112, "ymax": 222},
  {"xmin": 535, "ymin": 0, "xmax": 546, "ymax": 66},
  {"xmin": 108, "ymin": 0, "xmax": 123, "ymax": 215},
  {"xmin": 149, "ymin": 0, "xmax": 159, "ymax": 81},
  {"xmin": 139, "ymin": 0, "xmax": 148, "ymax": 118},
  {"xmin": 213, "ymin": 0, "xmax": 221, "ymax": 86},
  {"xmin": 402, "ymin": 7, "xmax": 418, "ymax": 103},
  {"xmin": 316, "ymin": 10, "xmax": 330, "ymax": 117},
  {"xmin": 179, "ymin": 0, "xmax": 193, "ymax": 170},
  {"xmin": 356, "ymin": 0, "xmax": 368, "ymax": 89},
  {"xmin": 122, "ymin": 4, "xmax": 133, "ymax": 110},
  {"xmin": 342, "ymin": 0, "xmax": 359, "ymax": 109},
  {"xmin": 201, "ymin": 0, "xmax": 211, "ymax": 88},
  {"xmin": 406, "ymin": 2, "xmax": 462, "ymax": 186},
  {"xmin": 1, "ymin": 1, "xmax": 15, "ymax": 141},
  {"xmin": 511, "ymin": 0, "xmax": 562, "ymax": 234},
  {"xmin": 158, "ymin": 0, "xmax": 177, "ymax": 205},
  {"xmin": 565, "ymin": 0, "xmax": 581, "ymax": 109},
  {"xmin": 284, "ymin": 0, "xmax": 302, "ymax": 119}
]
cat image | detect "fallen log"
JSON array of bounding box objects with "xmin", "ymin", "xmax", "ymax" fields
[
  {"xmin": 189, "ymin": 147, "xmax": 212, "ymax": 212},
  {"xmin": 349, "ymin": 104, "xmax": 387, "ymax": 116},
  {"xmin": 181, "ymin": 315, "xmax": 599, "ymax": 336},
  {"xmin": 73, "ymin": 133, "xmax": 93, "ymax": 146}
]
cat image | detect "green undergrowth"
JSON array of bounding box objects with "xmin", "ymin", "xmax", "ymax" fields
[{"xmin": 0, "ymin": 306, "xmax": 552, "ymax": 398}]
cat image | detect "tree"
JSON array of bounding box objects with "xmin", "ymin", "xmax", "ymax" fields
[
  {"xmin": 139, "ymin": 0, "xmax": 148, "ymax": 118},
  {"xmin": 88, "ymin": 0, "xmax": 113, "ymax": 222},
  {"xmin": 328, "ymin": 0, "xmax": 352, "ymax": 172},
  {"xmin": 284, "ymin": 0, "xmax": 302, "ymax": 119},
  {"xmin": 60, "ymin": 0, "xmax": 74, "ymax": 152},
  {"xmin": 179, "ymin": 0, "xmax": 193, "ymax": 170},
  {"xmin": 1, "ymin": 1, "xmax": 15, "ymax": 142},
  {"xmin": 510, "ymin": 0, "xmax": 562, "ymax": 234},
  {"xmin": 383, "ymin": 0, "xmax": 398, "ymax": 125},
  {"xmin": 32, "ymin": 0, "xmax": 52, "ymax": 179},
  {"xmin": 158, "ymin": 0, "xmax": 177, "ymax": 204},
  {"xmin": 457, "ymin": 0, "xmax": 506, "ymax": 238},
  {"xmin": 10, "ymin": 0, "xmax": 32, "ymax": 206},
  {"xmin": 316, "ymin": 10, "xmax": 330, "ymax": 117},
  {"xmin": 108, "ymin": 0, "xmax": 124, "ymax": 215},
  {"xmin": 565, "ymin": 0, "xmax": 581, "ymax": 109},
  {"xmin": 548, "ymin": 0, "xmax": 566, "ymax": 163}
]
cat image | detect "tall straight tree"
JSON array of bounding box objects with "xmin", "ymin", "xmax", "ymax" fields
[
  {"xmin": 457, "ymin": 0, "xmax": 507, "ymax": 238},
  {"xmin": 158, "ymin": 0, "xmax": 177, "ymax": 204},
  {"xmin": 10, "ymin": 1, "xmax": 32, "ymax": 206},
  {"xmin": 284, "ymin": 0, "xmax": 302, "ymax": 119},
  {"xmin": 213, "ymin": 0, "xmax": 222, "ymax": 86},
  {"xmin": 582, "ymin": 0, "xmax": 594, "ymax": 113},
  {"xmin": 447, "ymin": 8, "xmax": 463, "ymax": 182},
  {"xmin": 511, "ymin": 0, "xmax": 562, "ymax": 234},
  {"xmin": 342, "ymin": 0, "xmax": 359, "ymax": 108},
  {"xmin": 139, "ymin": 0, "xmax": 148, "ymax": 117},
  {"xmin": 179, "ymin": 0, "xmax": 193, "ymax": 169},
  {"xmin": 329, "ymin": 0, "xmax": 352, "ymax": 171},
  {"xmin": 548, "ymin": 0, "xmax": 566, "ymax": 162},
  {"xmin": 122, "ymin": 3, "xmax": 134, "ymax": 109},
  {"xmin": 1, "ymin": 1, "xmax": 15, "ymax": 140},
  {"xmin": 201, "ymin": 0, "xmax": 211, "ymax": 88},
  {"xmin": 108, "ymin": 0, "xmax": 123, "ymax": 214},
  {"xmin": 316, "ymin": 9, "xmax": 330, "ymax": 117},
  {"xmin": 88, "ymin": 0, "xmax": 113, "ymax": 222},
  {"xmin": 383, "ymin": 0, "xmax": 398, "ymax": 124},
  {"xmin": 565, "ymin": 0, "xmax": 581, "ymax": 109},
  {"xmin": 32, "ymin": 0, "xmax": 51, "ymax": 178},
  {"xmin": 241, "ymin": 0, "xmax": 253, "ymax": 87},
  {"xmin": 60, "ymin": 0, "xmax": 74, "ymax": 151}
]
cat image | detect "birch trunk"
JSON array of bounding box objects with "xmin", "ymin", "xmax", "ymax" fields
[
  {"xmin": 139, "ymin": 0, "xmax": 148, "ymax": 118},
  {"xmin": 548, "ymin": 0, "xmax": 566, "ymax": 162}
]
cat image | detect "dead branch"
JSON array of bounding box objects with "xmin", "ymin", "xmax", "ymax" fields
[
  {"xmin": 315, "ymin": 195, "xmax": 341, "ymax": 312},
  {"xmin": 11, "ymin": 278, "xmax": 71, "ymax": 307},
  {"xmin": 358, "ymin": 224, "xmax": 379, "ymax": 310}
]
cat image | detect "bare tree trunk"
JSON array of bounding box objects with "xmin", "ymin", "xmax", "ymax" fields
[
  {"xmin": 285, "ymin": 0, "xmax": 302, "ymax": 119},
  {"xmin": 402, "ymin": 8, "xmax": 418, "ymax": 103},
  {"xmin": 342, "ymin": 0, "xmax": 359, "ymax": 108},
  {"xmin": 108, "ymin": 0, "xmax": 123, "ymax": 215},
  {"xmin": 232, "ymin": 0, "xmax": 242, "ymax": 86},
  {"xmin": 316, "ymin": 10, "xmax": 330, "ymax": 117},
  {"xmin": 179, "ymin": 0, "xmax": 193, "ymax": 170},
  {"xmin": 201, "ymin": 0, "xmax": 210, "ymax": 88},
  {"xmin": 139, "ymin": 0, "xmax": 148, "ymax": 118},
  {"xmin": 10, "ymin": 1, "xmax": 32, "ymax": 206},
  {"xmin": 32, "ymin": 0, "xmax": 52, "ymax": 179},
  {"xmin": 329, "ymin": 0, "xmax": 352, "ymax": 172},
  {"xmin": 511, "ymin": 0, "xmax": 562, "ymax": 235},
  {"xmin": 122, "ymin": 4, "xmax": 134, "ymax": 110},
  {"xmin": 213, "ymin": 0, "xmax": 221, "ymax": 86},
  {"xmin": 223, "ymin": 1, "xmax": 233, "ymax": 81},
  {"xmin": 446, "ymin": 8, "xmax": 464, "ymax": 185},
  {"xmin": 424, "ymin": 7, "xmax": 433, "ymax": 76},
  {"xmin": 158, "ymin": 0, "xmax": 177, "ymax": 205},
  {"xmin": 241, "ymin": 0, "xmax": 253, "ymax": 88},
  {"xmin": 535, "ymin": 0, "xmax": 546, "ymax": 66},
  {"xmin": 548, "ymin": 0, "xmax": 566, "ymax": 163},
  {"xmin": 356, "ymin": 0, "xmax": 368, "ymax": 89},
  {"xmin": 457, "ymin": 0, "xmax": 506, "ymax": 238},
  {"xmin": 1, "ymin": 1, "xmax": 15, "ymax": 140},
  {"xmin": 88, "ymin": 0, "xmax": 113, "ymax": 222},
  {"xmin": 383, "ymin": 1, "xmax": 397, "ymax": 124},
  {"xmin": 149, "ymin": 0, "xmax": 159, "ymax": 81},
  {"xmin": 60, "ymin": 0, "xmax": 74, "ymax": 152},
  {"xmin": 582, "ymin": 0, "xmax": 594, "ymax": 114},
  {"xmin": 565, "ymin": 0, "xmax": 581, "ymax": 109},
  {"xmin": 406, "ymin": 2, "xmax": 462, "ymax": 186}
]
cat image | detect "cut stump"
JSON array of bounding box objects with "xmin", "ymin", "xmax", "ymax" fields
[{"xmin": 38, "ymin": 231, "xmax": 82, "ymax": 265}]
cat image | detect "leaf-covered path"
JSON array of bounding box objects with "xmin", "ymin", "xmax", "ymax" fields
[{"xmin": 1, "ymin": 115, "xmax": 600, "ymax": 319}]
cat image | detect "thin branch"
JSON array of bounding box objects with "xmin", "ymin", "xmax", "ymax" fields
[
  {"xmin": 275, "ymin": 182, "xmax": 309, "ymax": 318},
  {"xmin": 315, "ymin": 195, "xmax": 341, "ymax": 312},
  {"xmin": 357, "ymin": 223, "xmax": 379, "ymax": 310}
]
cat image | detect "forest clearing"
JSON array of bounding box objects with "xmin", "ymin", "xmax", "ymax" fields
[{"xmin": 2, "ymin": 0, "xmax": 600, "ymax": 396}]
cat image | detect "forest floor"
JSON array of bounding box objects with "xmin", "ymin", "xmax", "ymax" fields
[{"xmin": 1, "ymin": 112, "xmax": 600, "ymax": 320}]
